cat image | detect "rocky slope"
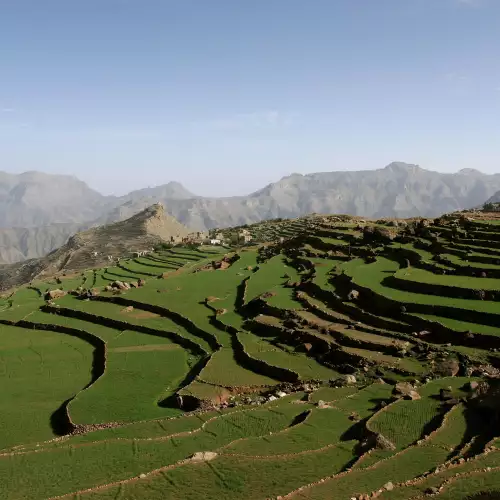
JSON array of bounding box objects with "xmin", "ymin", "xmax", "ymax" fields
[
  {"xmin": 0, "ymin": 222, "xmax": 88, "ymax": 264},
  {"xmin": 485, "ymin": 190, "xmax": 500, "ymax": 204},
  {"xmin": 0, "ymin": 204, "xmax": 189, "ymax": 291},
  {"xmin": 1, "ymin": 163, "xmax": 500, "ymax": 263}
]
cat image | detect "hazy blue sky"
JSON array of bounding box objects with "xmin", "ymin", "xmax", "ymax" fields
[{"xmin": 0, "ymin": 0, "xmax": 499, "ymax": 196}]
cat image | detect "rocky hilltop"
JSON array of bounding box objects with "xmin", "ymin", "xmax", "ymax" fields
[{"xmin": 0, "ymin": 204, "xmax": 189, "ymax": 291}]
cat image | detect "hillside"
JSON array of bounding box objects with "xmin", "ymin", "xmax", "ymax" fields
[
  {"xmin": 2, "ymin": 163, "xmax": 500, "ymax": 264},
  {"xmin": 0, "ymin": 204, "xmax": 190, "ymax": 291},
  {"xmin": 1, "ymin": 211, "xmax": 500, "ymax": 498}
]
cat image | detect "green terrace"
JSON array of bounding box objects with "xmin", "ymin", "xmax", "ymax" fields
[{"xmin": 2, "ymin": 214, "xmax": 500, "ymax": 499}]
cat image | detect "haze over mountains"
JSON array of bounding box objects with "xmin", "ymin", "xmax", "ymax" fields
[{"xmin": 1, "ymin": 162, "xmax": 500, "ymax": 264}]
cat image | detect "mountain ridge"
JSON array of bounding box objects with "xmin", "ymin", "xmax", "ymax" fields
[{"xmin": 1, "ymin": 162, "xmax": 500, "ymax": 263}]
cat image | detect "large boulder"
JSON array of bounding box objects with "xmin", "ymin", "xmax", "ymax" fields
[
  {"xmin": 393, "ymin": 382, "xmax": 420, "ymax": 400},
  {"xmin": 364, "ymin": 225, "xmax": 398, "ymax": 242},
  {"xmin": 111, "ymin": 281, "xmax": 130, "ymax": 291},
  {"xmin": 433, "ymin": 358, "xmax": 460, "ymax": 377},
  {"xmin": 190, "ymin": 451, "xmax": 218, "ymax": 462},
  {"xmin": 45, "ymin": 289, "xmax": 67, "ymax": 300},
  {"xmin": 375, "ymin": 433, "xmax": 396, "ymax": 451}
]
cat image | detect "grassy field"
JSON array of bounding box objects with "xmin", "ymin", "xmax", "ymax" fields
[
  {"xmin": 0, "ymin": 324, "xmax": 94, "ymax": 449},
  {"xmin": 69, "ymin": 336, "xmax": 188, "ymax": 424},
  {"xmin": 2, "ymin": 213, "xmax": 500, "ymax": 499}
]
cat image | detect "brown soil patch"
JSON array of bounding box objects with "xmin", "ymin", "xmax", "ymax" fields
[
  {"xmin": 58, "ymin": 272, "xmax": 82, "ymax": 280},
  {"xmin": 128, "ymin": 311, "xmax": 160, "ymax": 319},
  {"xmin": 110, "ymin": 344, "xmax": 180, "ymax": 353},
  {"xmin": 120, "ymin": 307, "xmax": 160, "ymax": 319},
  {"xmin": 465, "ymin": 211, "xmax": 500, "ymax": 221}
]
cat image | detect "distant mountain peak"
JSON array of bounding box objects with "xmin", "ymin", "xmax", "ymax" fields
[
  {"xmin": 458, "ymin": 168, "xmax": 482, "ymax": 175},
  {"xmin": 383, "ymin": 162, "xmax": 421, "ymax": 172},
  {"xmin": 122, "ymin": 181, "xmax": 196, "ymax": 201},
  {"xmin": 165, "ymin": 181, "xmax": 187, "ymax": 188}
]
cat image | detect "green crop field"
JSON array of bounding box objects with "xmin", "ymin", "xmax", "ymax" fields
[{"xmin": 2, "ymin": 213, "xmax": 500, "ymax": 499}]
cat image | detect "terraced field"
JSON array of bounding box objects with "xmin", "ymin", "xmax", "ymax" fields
[{"xmin": 1, "ymin": 214, "xmax": 500, "ymax": 499}]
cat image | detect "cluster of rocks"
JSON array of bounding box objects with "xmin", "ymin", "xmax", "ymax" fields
[
  {"xmin": 469, "ymin": 364, "xmax": 500, "ymax": 379},
  {"xmin": 70, "ymin": 286, "xmax": 101, "ymax": 299},
  {"xmin": 211, "ymin": 381, "xmax": 339, "ymax": 411},
  {"xmin": 315, "ymin": 400, "xmax": 330, "ymax": 409},
  {"xmin": 211, "ymin": 254, "xmax": 239, "ymax": 270},
  {"xmin": 349, "ymin": 480, "xmax": 395, "ymax": 500},
  {"xmin": 234, "ymin": 389, "xmax": 292, "ymax": 408},
  {"xmin": 70, "ymin": 421, "xmax": 121, "ymax": 436},
  {"xmin": 104, "ymin": 278, "xmax": 146, "ymax": 292}
]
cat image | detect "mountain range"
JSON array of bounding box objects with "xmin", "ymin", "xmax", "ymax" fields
[{"xmin": 1, "ymin": 162, "xmax": 499, "ymax": 264}]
